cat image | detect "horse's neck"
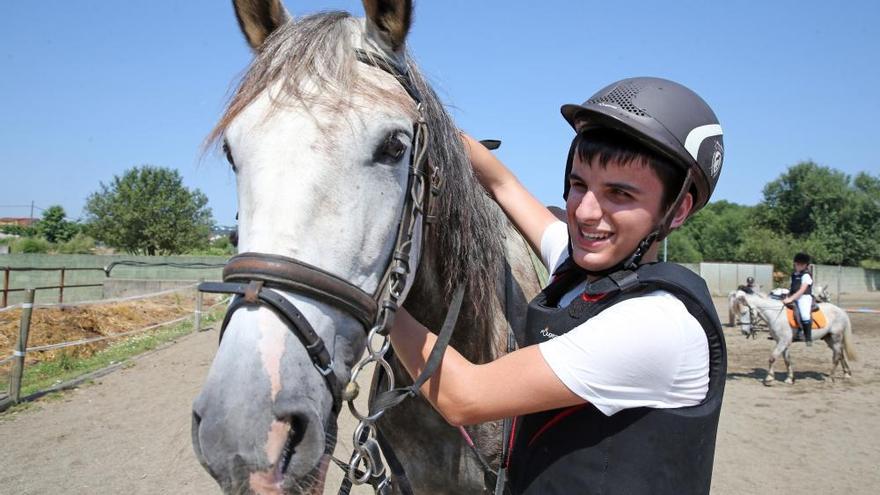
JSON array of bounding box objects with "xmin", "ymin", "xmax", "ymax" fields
[
  {"xmin": 404, "ymin": 221, "xmax": 541, "ymax": 364},
  {"xmin": 383, "ymin": 221, "xmax": 543, "ymax": 492},
  {"xmin": 753, "ymin": 297, "xmax": 785, "ymax": 323},
  {"xmin": 403, "ymin": 260, "xmax": 500, "ymax": 364}
]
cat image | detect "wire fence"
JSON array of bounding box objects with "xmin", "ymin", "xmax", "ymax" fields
[
  {"xmin": 2, "ymin": 259, "xmax": 227, "ymax": 308},
  {"xmin": 1, "ymin": 282, "xmax": 228, "ymax": 409},
  {"xmin": 1, "ymin": 266, "xmax": 106, "ymax": 307}
]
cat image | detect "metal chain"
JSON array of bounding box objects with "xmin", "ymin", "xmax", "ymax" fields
[{"xmin": 341, "ymin": 114, "xmax": 433, "ymax": 491}]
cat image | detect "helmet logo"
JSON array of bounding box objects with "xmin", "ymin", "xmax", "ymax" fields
[
  {"xmin": 684, "ymin": 124, "xmax": 723, "ymax": 164},
  {"xmin": 711, "ymin": 141, "xmax": 724, "ymax": 178}
]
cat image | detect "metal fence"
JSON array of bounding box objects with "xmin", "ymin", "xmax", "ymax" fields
[
  {"xmin": 1, "ymin": 254, "xmax": 227, "ymax": 306},
  {"xmin": 2, "ymin": 266, "xmax": 105, "ymax": 307}
]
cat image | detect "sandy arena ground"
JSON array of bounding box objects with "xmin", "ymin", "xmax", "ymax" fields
[{"xmin": 1, "ymin": 294, "xmax": 878, "ymax": 494}]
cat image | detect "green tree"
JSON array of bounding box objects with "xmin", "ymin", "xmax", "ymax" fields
[
  {"xmin": 756, "ymin": 162, "xmax": 880, "ymax": 265},
  {"xmin": 735, "ymin": 227, "xmax": 795, "ymax": 273},
  {"xmin": 665, "ymin": 230, "xmax": 702, "ymax": 263},
  {"xmin": 671, "ymin": 200, "xmax": 751, "ymax": 261},
  {"xmin": 84, "ymin": 165, "xmax": 214, "ymax": 255},
  {"xmin": 36, "ymin": 205, "xmax": 79, "ymax": 243}
]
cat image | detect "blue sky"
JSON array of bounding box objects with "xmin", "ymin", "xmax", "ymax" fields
[{"xmin": 2, "ymin": 1, "xmax": 878, "ymax": 227}]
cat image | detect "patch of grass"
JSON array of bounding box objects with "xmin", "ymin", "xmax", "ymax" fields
[
  {"xmin": 0, "ymin": 400, "xmax": 38, "ymax": 420},
  {"xmin": 42, "ymin": 391, "xmax": 65, "ymax": 402},
  {"xmin": 1, "ymin": 306, "xmax": 222, "ymax": 399}
]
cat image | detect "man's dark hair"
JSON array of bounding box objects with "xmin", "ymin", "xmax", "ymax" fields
[{"xmin": 572, "ymin": 129, "xmax": 686, "ymax": 210}]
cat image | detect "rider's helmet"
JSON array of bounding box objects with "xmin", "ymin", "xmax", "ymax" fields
[
  {"xmin": 561, "ymin": 77, "xmax": 723, "ymax": 217},
  {"xmin": 746, "ymin": 276, "xmax": 755, "ymax": 285},
  {"xmin": 794, "ymin": 252, "xmax": 811, "ymax": 265},
  {"xmin": 559, "ymin": 77, "xmax": 723, "ymax": 272}
]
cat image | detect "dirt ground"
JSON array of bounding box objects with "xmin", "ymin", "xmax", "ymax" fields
[{"xmin": 1, "ymin": 294, "xmax": 878, "ymax": 494}]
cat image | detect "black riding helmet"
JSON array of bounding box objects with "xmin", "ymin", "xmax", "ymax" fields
[
  {"xmin": 561, "ymin": 77, "xmax": 724, "ymax": 215},
  {"xmin": 559, "ymin": 77, "xmax": 724, "ymax": 274},
  {"xmin": 794, "ymin": 252, "xmax": 811, "ymax": 264}
]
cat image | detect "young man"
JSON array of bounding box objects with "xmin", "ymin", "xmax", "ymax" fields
[
  {"xmin": 784, "ymin": 252, "xmax": 814, "ymax": 345},
  {"xmin": 390, "ymin": 77, "xmax": 726, "ymax": 494}
]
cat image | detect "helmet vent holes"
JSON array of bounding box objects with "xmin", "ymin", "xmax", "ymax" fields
[{"xmin": 588, "ymin": 83, "xmax": 648, "ymax": 117}]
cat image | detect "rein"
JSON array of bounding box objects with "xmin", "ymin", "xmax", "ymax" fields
[
  {"xmin": 200, "ymin": 47, "xmax": 464, "ymax": 495},
  {"xmin": 740, "ymin": 297, "xmax": 785, "ymax": 333}
]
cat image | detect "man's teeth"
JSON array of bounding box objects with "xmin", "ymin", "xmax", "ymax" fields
[{"xmin": 581, "ymin": 231, "xmax": 610, "ymax": 240}]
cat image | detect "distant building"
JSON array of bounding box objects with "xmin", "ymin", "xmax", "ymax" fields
[
  {"xmin": 0, "ymin": 217, "xmax": 35, "ymax": 227},
  {"xmin": 211, "ymin": 225, "xmax": 237, "ymax": 241}
]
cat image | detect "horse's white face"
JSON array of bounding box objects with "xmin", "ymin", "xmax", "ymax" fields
[
  {"xmin": 228, "ymin": 73, "xmax": 416, "ymax": 278},
  {"xmin": 734, "ymin": 291, "xmax": 753, "ymax": 334},
  {"xmin": 192, "ymin": 6, "xmax": 421, "ymax": 493}
]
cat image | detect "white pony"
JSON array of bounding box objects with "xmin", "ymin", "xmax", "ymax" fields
[
  {"xmin": 734, "ymin": 290, "xmax": 856, "ymax": 385},
  {"xmin": 727, "ymin": 284, "xmax": 830, "ymax": 332}
]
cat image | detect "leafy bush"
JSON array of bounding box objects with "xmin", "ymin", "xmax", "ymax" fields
[
  {"xmin": 666, "ymin": 231, "xmax": 703, "ymax": 263},
  {"xmin": 861, "ymin": 259, "xmax": 880, "ymax": 270},
  {"xmin": 735, "ymin": 228, "xmax": 794, "ymax": 273},
  {"xmin": 12, "ymin": 237, "xmax": 51, "ymax": 253},
  {"xmin": 36, "ymin": 205, "xmax": 80, "ymax": 243},
  {"xmin": 186, "ymin": 235, "xmax": 235, "ymax": 256},
  {"xmin": 56, "ymin": 233, "xmax": 97, "ymax": 254},
  {"xmin": 0, "ymin": 224, "xmax": 36, "ymax": 237}
]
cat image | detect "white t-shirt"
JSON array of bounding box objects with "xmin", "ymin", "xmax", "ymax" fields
[{"xmin": 537, "ymin": 221, "xmax": 709, "ymax": 416}]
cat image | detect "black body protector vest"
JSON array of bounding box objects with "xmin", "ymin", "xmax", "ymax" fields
[
  {"xmin": 790, "ymin": 271, "xmax": 812, "ymax": 296},
  {"xmin": 508, "ymin": 262, "xmax": 727, "ymax": 495}
]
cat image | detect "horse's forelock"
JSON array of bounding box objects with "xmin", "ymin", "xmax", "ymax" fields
[{"xmin": 208, "ymin": 11, "xmax": 412, "ymax": 149}]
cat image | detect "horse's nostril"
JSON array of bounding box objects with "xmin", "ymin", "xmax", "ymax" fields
[
  {"xmin": 191, "ymin": 410, "xmax": 209, "ymax": 470},
  {"xmin": 279, "ymin": 415, "xmax": 307, "ymax": 474}
]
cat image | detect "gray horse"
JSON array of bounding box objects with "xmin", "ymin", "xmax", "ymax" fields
[
  {"xmin": 191, "ymin": 1, "xmax": 542, "ymax": 493},
  {"xmin": 734, "ymin": 290, "xmax": 856, "ymax": 385}
]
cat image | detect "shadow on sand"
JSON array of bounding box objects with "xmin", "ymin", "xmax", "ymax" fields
[{"xmin": 726, "ymin": 368, "xmax": 827, "ymax": 383}]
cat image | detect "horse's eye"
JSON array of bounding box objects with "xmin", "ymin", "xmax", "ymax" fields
[
  {"xmin": 222, "ymin": 141, "xmax": 237, "ymax": 172},
  {"xmin": 375, "ymin": 132, "xmax": 408, "ymax": 164}
]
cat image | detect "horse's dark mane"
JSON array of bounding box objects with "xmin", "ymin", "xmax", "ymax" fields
[{"xmin": 210, "ymin": 11, "xmax": 506, "ymax": 326}]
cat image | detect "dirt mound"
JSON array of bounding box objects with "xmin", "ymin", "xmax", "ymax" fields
[{"xmin": 0, "ymin": 293, "xmax": 217, "ymax": 368}]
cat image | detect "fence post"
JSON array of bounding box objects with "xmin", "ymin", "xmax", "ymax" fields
[
  {"xmin": 2, "ymin": 267, "xmax": 8, "ymax": 308},
  {"xmin": 837, "ymin": 264, "xmax": 842, "ymax": 306},
  {"xmin": 59, "ymin": 268, "xmax": 66, "ymax": 304},
  {"xmin": 194, "ymin": 279, "xmax": 204, "ymax": 332},
  {"xmin": 9, "ymin": 289, "xmax": 35, "ymax": 404}
]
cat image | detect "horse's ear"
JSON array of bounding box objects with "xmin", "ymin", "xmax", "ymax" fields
[
  {"xmin": 362, "ymin": 0, "xmax": 412, "ymax": 53},
  {"xmin": 233, "ymin": 0, "xmax": 291, "ymax": 51}
]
